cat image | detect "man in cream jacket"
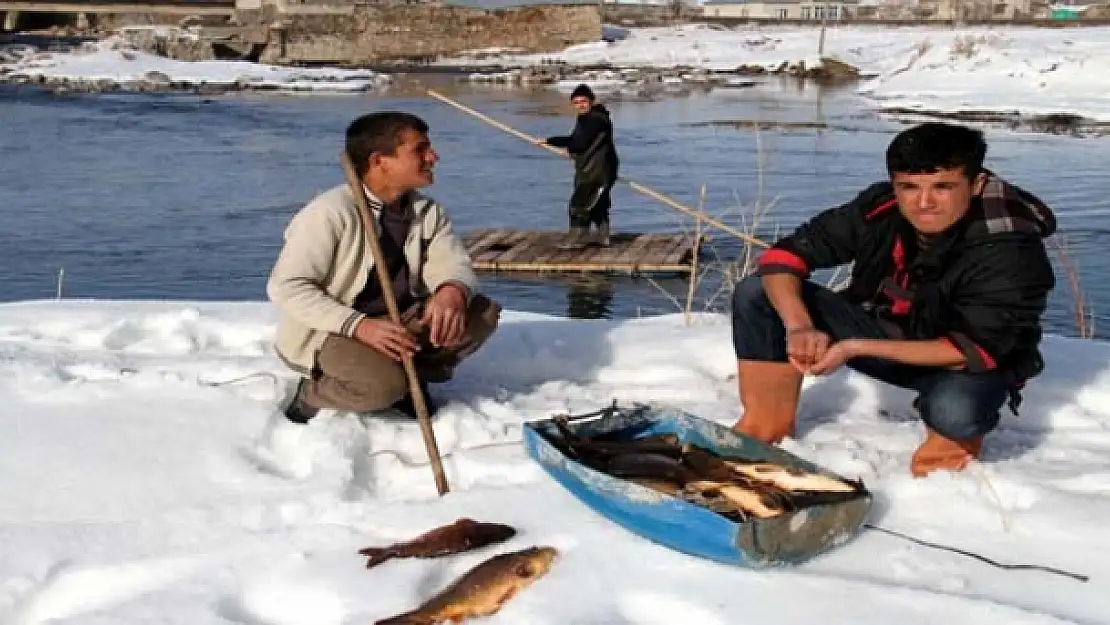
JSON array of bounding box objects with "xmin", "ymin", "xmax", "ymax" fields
[{"xmin": 268, "ymin": 111, "xmax": 501, "ymax": 423}]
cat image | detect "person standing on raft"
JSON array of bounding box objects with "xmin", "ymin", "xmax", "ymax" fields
[{"xmin": 537, "ymin": 84, "xmax": 621, "ymax": 250}]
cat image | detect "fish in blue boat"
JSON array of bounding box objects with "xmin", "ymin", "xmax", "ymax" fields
[{"xmin": 523, "ymin": 402, "xmax": 873, "ymax": 567}]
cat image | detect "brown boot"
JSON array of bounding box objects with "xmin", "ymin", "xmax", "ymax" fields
[
  {"xmin": 731, "ymin": 359, "xmax": 804, "ymax": 444},
  {"xmin": 910, "ymin": 428, "xmax": 984, "ymax": 478}
]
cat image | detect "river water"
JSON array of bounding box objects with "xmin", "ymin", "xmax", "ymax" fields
[{"xmin": 2, "ymin": 73, "xmax": 1108, "ymax": 338}]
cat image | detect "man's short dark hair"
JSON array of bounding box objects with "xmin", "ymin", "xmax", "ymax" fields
[
  {"xmin": 345, "ymin": 111, "xmax": 429, "ymax": 176},
  {"xmin": 885, "ymin": 122, "xmax": 987, "ymax": 179},
  {"xmin": 570, "ymin": 83, "xmax": 595, "ymax": 101}
]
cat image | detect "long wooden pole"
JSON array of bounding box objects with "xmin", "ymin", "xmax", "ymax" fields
[
  {"xmin": 425, "ymin": 89, "xmax": 770, "ymax": 250},
  {"xmin": 340, "ymin": 152, "xmax": 450, "ymax": 496}
]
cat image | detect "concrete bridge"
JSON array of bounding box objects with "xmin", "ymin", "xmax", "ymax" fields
[{"xmin": 1, "ymin": 0, "xmax": 235, "ymax": 31}]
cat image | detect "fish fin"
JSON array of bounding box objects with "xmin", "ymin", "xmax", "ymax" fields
[
  {"xmin": 360, "ymin": 548, "xmax": 394, "ymax": 568},
  {"xmin": 499, "ymin": 586, "xmax": 520, "ymax": 604}
]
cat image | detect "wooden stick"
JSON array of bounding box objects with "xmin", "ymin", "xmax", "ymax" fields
[
  {"xmin": 340, "ymin": 152, "xmax": 450, "ymax": 496},
  {"xmin": 425, "ymin": 89, "xmax": 771, "ymax": 250}
]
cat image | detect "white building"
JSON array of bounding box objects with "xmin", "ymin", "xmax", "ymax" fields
[{"xmin": 701, "ymin": 0, "xmax": 860, "ymax": 19}]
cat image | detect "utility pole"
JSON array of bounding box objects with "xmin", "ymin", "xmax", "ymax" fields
[{"xmin": 818, "ymin": 0, "xmax": 830, "ymax": 55}]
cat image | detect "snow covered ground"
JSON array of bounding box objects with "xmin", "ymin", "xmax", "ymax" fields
[
  {"xmin": 0, "ymin": 37, "xmax": 390, "ymax": 92},
  {"xmin": 460, "ymin": 23, "xmax": 1110, "ymax": 122},
  {"xmin": 1, "ymin": 300, "xmax": 1108, "ymax": 624}
]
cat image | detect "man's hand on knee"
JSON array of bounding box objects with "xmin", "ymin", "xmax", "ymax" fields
[
  {"xmin": 354, "ymin": 318, "xmax": 419, "ymax": 362},
  {"xmin": 421, "ymin": 284, "xmax": 468, "ymax": 348},
  {"xmin": 807, "ymin": 340, "xmax": 856, "ymax": 376},
  {"xmin": 785, "ymin": 327, "xmax": 831, "ymax": 373}
]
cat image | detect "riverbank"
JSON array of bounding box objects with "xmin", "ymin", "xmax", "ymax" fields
[
  {"xmin": 6, "ymin": 22, "xmax": 1110, "ymax": 136},
  {"xmin": 444, "ymin": 23, "xmax": 1110, "ymax": 133},
  {"xmin": 0, "ymin": 36, "xmax": 390, "ymax": 94}
]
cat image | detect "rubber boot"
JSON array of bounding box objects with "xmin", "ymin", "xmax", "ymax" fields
[
  {"xmin": 910, "ymin": 428, "xmax": 984, "ymax": 478},
  {"xmin": 731, "ymin": 360, "xmax": 804, "ymax": 444},
  {"xmin": 595, "ymin": 220, "xmax": 611, "ymax": 247},
  {"xmin": 557, "ymin": 226, "xmax": 588, "ymax": 250}
]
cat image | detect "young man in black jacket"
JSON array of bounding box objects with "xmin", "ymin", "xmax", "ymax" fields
[
  {"xmin": 730, "ymin": 122, "xmax": 1056, "ymax": 478},
  {"xmin": 539, "ymin": 84, "xmax": 620, "ymax": 250}
]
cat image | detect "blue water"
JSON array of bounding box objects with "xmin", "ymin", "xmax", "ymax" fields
[{"xmin": 2, "ymin": 75, "xmax": 1108, "ymax": 337}]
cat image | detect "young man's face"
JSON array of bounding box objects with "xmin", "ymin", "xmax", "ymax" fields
[
  {"xmin": 373, "ymin": 127, "xmax": 439, "ymax": 191},
  {"xmin": 571, "ymin": 96, "xmax": 592, "ymax": 115},
  {"xmin": 891, "ymin": 167, "xmax": 987, "ymax": 235}
]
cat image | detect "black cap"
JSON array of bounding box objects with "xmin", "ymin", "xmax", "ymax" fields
[{"xmin": 570, "ymin": 83, "xmax": 595, "ymax": 101}]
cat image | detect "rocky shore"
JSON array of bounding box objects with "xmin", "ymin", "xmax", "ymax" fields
[{"xmin": 878, "ymin": 107, "xmax": 1110, "ymax": 137}]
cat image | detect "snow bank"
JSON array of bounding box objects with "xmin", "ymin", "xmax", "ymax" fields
[
  {"xmin": 853, "ymin": 29, "xmax": 1110, "ymax": 123},
  {"xmin": 0, "ymin": 37, "xmax": 391, "ymax": 93},
  {"xmin": 454, "ymin": 23, "xmax": 1110, "ymax": 123},
  {"xmin": 0, "ymin": 299, "xmax": 1108, "ymax": 624}
]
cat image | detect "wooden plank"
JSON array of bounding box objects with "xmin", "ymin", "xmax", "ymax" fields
[
  {"xmin": 461, "ymin": 229, "xmax": 697, "ymax": 274},
  {"xmin": 657, "ymin": 235, "xmax": 696, "ymax": 269},
  {"xmin": 663, "ymin": 233, "xmax": 703, "ymax": 267},
  {"xmin": 612, "ymin": 234, "xmax": 660, "ymax": 267},
  {"xmin": 490, "ymin": 231, "xmax": 546, "ymax": 265},
  {"xmin": 573, "ymin": 240, "xmax": 608, "ymax": 264},
  {"xmin": 584, "ymin": 242, "xmax": 618, "ymax": 265},
  {"xmin": 526, "ymin": 238, "xmax": 571, "ymax": 267},
  {"xmin": 475, "ymin": 230, "xmax": 530, "ymax": 264},
  {"xmin": 645, "ymin": 235, "xmax": 693, "ymax": 271},
  {"xmin": 502, "ymin": 232, "xmax": 546, "ymax": 264},
  {"xmin": 479, "ymin": 260, "xmax": 693, "ymax": 272},
  {"xmin": 588, "ymin": 232, "xmax": 646, "ymax": 265},
  {"xmin": 460, "ymin": 228, "xmax": 493, "ymax": 249},
  {"xmin": 634, "ymin": 236, "xmax": 679, "ymax": 269},
  {"xmin": 464, "ymin": 228, "xmax": 506, "ymax": 256}
]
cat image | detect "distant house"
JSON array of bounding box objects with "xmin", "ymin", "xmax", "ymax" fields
[
  {"xmin": 701, "ymin": 0, "xmax": 860, "ymax": 19},
  {"xmin": 445, "ymin": 0, "xmax": 670, "ymax": 7}
]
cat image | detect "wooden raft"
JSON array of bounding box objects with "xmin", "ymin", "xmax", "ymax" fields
[{"xmin": 462, "ymin": 229, "xmax": 702, "ymax": 275}]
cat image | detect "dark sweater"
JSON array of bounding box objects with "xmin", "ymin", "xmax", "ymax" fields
[{"xmin": 353, "ymin": 205, "xmax": 415, "ymax": 318}]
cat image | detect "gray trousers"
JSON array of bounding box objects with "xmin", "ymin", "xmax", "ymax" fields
[{"xmin": 300, "ymin": 294, "xmax": 501, "ymax": 413}]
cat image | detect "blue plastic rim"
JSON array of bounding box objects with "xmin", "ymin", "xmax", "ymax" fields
[{"xmin": 523, "ymin": 403, "xmax": 873, "ymax": 568}]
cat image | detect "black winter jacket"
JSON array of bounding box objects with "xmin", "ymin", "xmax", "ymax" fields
[
  {"xmin": 758, "ymin": 172, "xmax": 1057, "ymax": 387},
  {"xmin": 546, "ymin": 103, "xmax": 620, "ymax": 185}
]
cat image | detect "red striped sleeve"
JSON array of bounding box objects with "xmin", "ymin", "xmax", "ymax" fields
[
  {"xmin": 757, "ymin": 249, "xmax": 811, "ymax": 278},
  {"xmin": 942, "ymin": 334, "xmax": 998, "ymax": 372}
]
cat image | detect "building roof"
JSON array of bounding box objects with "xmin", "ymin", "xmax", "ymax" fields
[{"xmin": 446, "ymin": 0, "xmax": 671, "ymax": 7}]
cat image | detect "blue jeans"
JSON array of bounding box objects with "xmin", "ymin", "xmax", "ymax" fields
[{"xmin": 730, "ymin": 276, "xmax": 1010, "ymax": 440}]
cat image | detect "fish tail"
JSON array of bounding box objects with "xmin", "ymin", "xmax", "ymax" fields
[
  {"xmin": 373, "ymin": 611, "xmax": 433, "ymax": 625},
  {"xmin": 360, "ymin": 548, "xmax": 394, "ymax": 568}
]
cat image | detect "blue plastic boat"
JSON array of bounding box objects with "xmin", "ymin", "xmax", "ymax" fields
[{"xmin": 523, "ymin": 402, "xmax": 873, "ymax": 567}]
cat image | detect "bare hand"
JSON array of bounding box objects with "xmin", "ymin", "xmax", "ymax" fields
[
  {"xmin": 355, "ymin": 318, "xmax": 418, "ymax": 362},
  {"xmin": 786, "ymin": 327, "xmax": 830, "ymax": 374},
  {"xmin": 420, "ymin": 285, "xmax": 468, "ymax": 348},
  {"xmin": 807, "ymin": 341, "xmax": 855, "ymax": 376}
]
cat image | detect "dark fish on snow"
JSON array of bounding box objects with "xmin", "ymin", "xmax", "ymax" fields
[
  {"xmin": 605, "ymin": 452, "xmax": 699, "ymax": 485},
  {"xmin": 358, "ymin": 518, "xmax": 517, "ymax": 568}
]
